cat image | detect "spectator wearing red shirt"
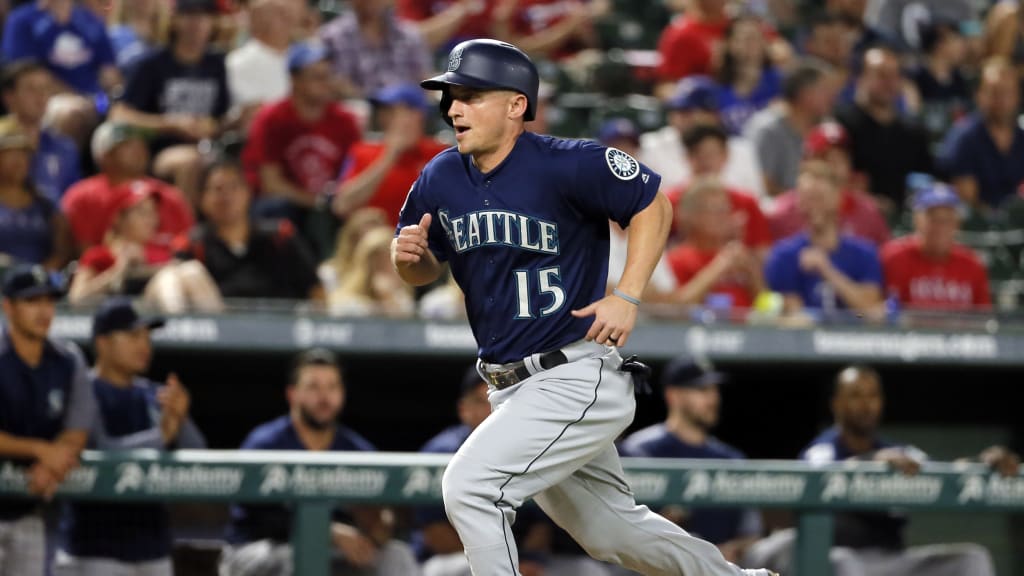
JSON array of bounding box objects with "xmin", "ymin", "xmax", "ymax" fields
[
  {"xmin": 397, "ymin": 0, "xmax": 604, "ymax": 57},
  {"xmin": 769, "ymin": 121, "xmax": 890, "ymax": 246},
  {"xmin": 665, "ymin": 124, "xmax": 771, "ymax": 257},
  {"xmin": 656, "ymin": 0, "xmax": 729, "ymax": 85},
  {"xmin": 242, "ymin": 42, "xmax": 361, "ymax": 218},
  {"xmin": 61, "ymin": 122, "xmax": 194, "ymax": 250},
  {"xmin": 332, "ymin": 84, "xmax": 447, "ymax": 227},
  {"xmin": 882, "ymin": 184, "xmax": 991, "ymax": 311},
  {"xmin": 667, "ymin": 177, "xmax": 764, "ymax": 309},
  {"xmin": 67, "ymin": 185, "xmax": 222, "ymax": 312}
]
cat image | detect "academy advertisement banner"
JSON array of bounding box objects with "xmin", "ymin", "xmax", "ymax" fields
[{"xmin": 3, "ymin": 455, "xmax": 1019, "ymax": 511}]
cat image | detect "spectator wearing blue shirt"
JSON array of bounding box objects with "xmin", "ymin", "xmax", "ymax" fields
[
  {"xmin": 746, "ymin": 365, "xmax": 1014, "ymax": 576},
  {"xmin": 765, "ymin": 161, "xmax": 884, "ymax": 318},
  {"xmin": 1, "ymin": 0, "xmax": 121, "ymax": 147},
  {"xmin": 56, "ymin": 297, "xmax": 206, "ymax": 576},
  {"xmin": 619, "ymin": 357, "xmax": 763, "ymax": 565},
  {"xmin": 0, "ymin": 117, "xmax": 73, "ymax": 270},
  {"xmin": 715, "ymin": 15, "xmax": 781, "ymax": 136},
  {"xmin": 221, "ymin": 349, "xmax": 420, "ymax": 576},
  {"xmin": 0, "ymin": 264, "xmax": 95, "ymax": 576},
  {"xmin": 1, "ymin": 60, "xmax": 81, "ymax": 203},
  {"xmin": 107, "ymin": 0, "xmax": 167, "ymax": 70},
  {"xmin": 939, "ymin": 58, "xmax": 1024, "ymax": 209}
]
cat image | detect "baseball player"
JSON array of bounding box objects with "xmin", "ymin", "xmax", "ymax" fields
[
  {"xmin": 0, "ymin": 264, "xmax": 95, "ymax": 576},
  {"xmin": 392, "ymin": 39, "xmax": 777, "ymax": 576}
]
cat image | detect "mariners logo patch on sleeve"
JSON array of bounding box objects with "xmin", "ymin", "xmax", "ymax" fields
[{"xmin": 605, "ymin": 147, "xmax": 640, "ymax": 181}]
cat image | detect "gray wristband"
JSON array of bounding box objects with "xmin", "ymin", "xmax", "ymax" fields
[{"xmin": 613, "ymin": 288, "xmax": 641, "ymax": 306}]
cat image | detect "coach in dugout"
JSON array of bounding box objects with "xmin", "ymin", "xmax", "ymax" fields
[
  {"xmin": 747, "ymin": 364, "xmax": 1019, "ymax": 576},
  {"xmin": 0, "ymin": 264, "xmax": 95, "ymax": 575},
  {"xmin": 57, "ymin": 297, "xmax": 206, "ymax": 576}
]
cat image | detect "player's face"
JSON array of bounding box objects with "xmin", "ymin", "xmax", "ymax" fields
[
  {"xmin": 861, "ymin": 50, "xmax": 902, "ymax": 108},
  {"xmin": 819, "ymin": 148, "xmax": 851, "ymax": 185},
  {"xmin": 457, "ymin": 382, "xmax": 492, "ymax": 430},
  {"xmin": 446, "ymin": 86, "xmax": 525, "ymax": 156},
  {"xmin": 977, "ymin": 67, "xmax": 1020, "ymax": 125},
  {"xmin": 291, "ymin": 365, "xmax": 344, "ymax": 430},
  {"xmin": 685, "ymin": 190, "xmax": 732, "ymax": 243},
  {"xmin": 669, "ymin": 385, "xmax": 720, "ymax": 430},
  {"xmin": 916, "ymin": 206, "xmax": 959, "ymax": 255},
  {"xmin": 173, "ymin": 12, "xmax": 215, "ymax": 50},
  {"xmin": 293, "ymin": 61, "xmax": 334, "ymax": 107},
  {"xmin": 687, "ymin": 138, "xmax": 728, "ymax": 177},
  {"xmin": 98, "ymin": 328, "xmax": 153, "ymax": 376},
  {"xmin": 833, "ymin": 374, "xmax": 883, "ymax": 436},
  {"xmin": 109, "ymin": 139, "xmax": 150, "ymax": 178},
  {"xmin": 2, "ymin": 296, "xmax": 56, "ymax": 341}
]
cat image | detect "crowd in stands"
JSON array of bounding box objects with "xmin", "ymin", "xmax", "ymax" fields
[{"xmin": 0, "ymin": 0, "xmax": 1020, "ymax": 322}]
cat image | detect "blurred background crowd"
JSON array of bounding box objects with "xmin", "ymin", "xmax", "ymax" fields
[
  {"xmin": 3, "ymin": 0, "xmax": 1024, "ymax": 322},
  {"xmin": 2, "ymin": 0, "xmax": 1024, "ymax": 575}
]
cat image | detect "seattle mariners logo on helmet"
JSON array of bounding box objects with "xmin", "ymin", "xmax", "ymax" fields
[
  {"xmin": 605, "ymin": 148, "xmax": 640, "ymax": 181},
  {"xmin": 447, "ymin": 46, "xmax": 464, "ymax": 72}
]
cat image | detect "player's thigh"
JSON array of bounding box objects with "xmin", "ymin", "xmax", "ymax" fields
[
  {"xmin": 452, "ymin": 358, "xmax": 633, "ymax": 498},
  {"xmin": 220, "ymin": 540, "xmax": 293, "ymax": 576},
  {"xmin": 2, "ymin": 515, "xmax": 45, "ymax": 576},
  {"xmin": 894, "ymin": 543, "xmax": 994, "ymax": 576}
]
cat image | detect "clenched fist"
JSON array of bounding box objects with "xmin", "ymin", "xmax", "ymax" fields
[{"xmin": 393, "ymin": 213, "xmax": 432, "ymax": 265}]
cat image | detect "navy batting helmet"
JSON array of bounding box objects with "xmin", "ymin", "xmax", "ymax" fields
[{"xmin": 421, "ymin": 39, "xmax": 539, "ymax": 125}]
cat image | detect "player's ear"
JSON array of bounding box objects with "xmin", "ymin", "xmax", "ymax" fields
[{"xmin": 507, "ymin": 93, "xmax": 528, "ymax": 120}]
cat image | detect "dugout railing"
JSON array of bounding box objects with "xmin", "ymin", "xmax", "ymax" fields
[{"xmin": 2, "ymin": 451, "xmax": 1022, "ymax": 576}]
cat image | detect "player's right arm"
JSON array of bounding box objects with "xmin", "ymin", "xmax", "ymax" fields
[{"xmin": 392, "ymin": 213, "xmax": 443, "ymax": 286}]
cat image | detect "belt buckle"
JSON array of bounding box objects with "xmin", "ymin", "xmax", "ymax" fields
[{"xmin": 486, "ymin": 367, "xmax": 521, "ymax": 390}]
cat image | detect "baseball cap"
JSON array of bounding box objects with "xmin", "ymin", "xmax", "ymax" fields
[
  {"xmin": 2, "ymin": 264, "xmax": 65, "ymax": 300},
  {"xmin": 288, "ymin": 42, "xmax": 329, "ymax": 74},
  {"xmin": 104, "ymin": 182, "xmax": 159, "ymax": 234},
  {"xmin": 91, "ymin": 122, "xmax": 146, "ymax": 163},
  {"xmin": 804, "ymin": 121, "xmax": 849, "ymax": 158},
  {"xmin": 913, "ymin": 182, "xmax": 961, "ymax": 211},
  {"xmin": 176, "ymin": 0, "xmax": 219, "ymax": 13},
  {"xmin": 0, "ymin": 116, "xmax": 33, "ymax": 152},
  {"xmin": 370, "ymin": 83, "xmax": 431, "ymax": 110},
  {"xmin": 597, "ymin": 118, "xmax": 640, "ymax": 146},
  {"xmin": 666, "ymin": 76, "xmax": 720, "ymax": 112},
  {"xmin": 91, "ymin": 297, "xmax": 166, "ymax": 339},
  {"xmin": 660, "ymin": 356, "xmax": 726, "ymax": 389}
]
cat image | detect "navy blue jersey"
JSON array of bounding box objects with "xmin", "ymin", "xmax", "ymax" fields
[
  {"xmin": 63, "ymin": 375, "xmax": 206, "ymax": 562},
  {"xmin": 398, "ymin": 132, "xmax": 661, "ymax": 363},
  {"xmin": 801, "ymin": 427, "xmax": 921, "ymax": 550},
  {"xmin": 227, "ymin": 416, "xmax": 374, "ymax": 544},
  {"xmin": 0, "ymin": 330, "xmax": 95, "ymax": 521},
  {"xmin": 619, "ymin": 425, "xmax": 761, "ymax": 545}
]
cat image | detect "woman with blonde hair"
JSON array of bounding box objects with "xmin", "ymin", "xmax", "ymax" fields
[
  {"xmin": 328, "ymin": 226, "xmax": 414, "ymax": 318},
  {"xmin": 319, "ymin": 206, "xmax": 388, "ymax": 294}
]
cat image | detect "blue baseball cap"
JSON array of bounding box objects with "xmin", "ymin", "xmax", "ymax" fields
[
  {"xmin": 666, "ymin": 76, "xmax": 720, "ymax": 112},
  {"xmin": 661, "ymin": 356, "xmax": 726, "ymax": 389},
  {"xmin": 2, "ymin": 264, "xmax": 65, "ymax": 300},
  {"xmin": 370, "ymin": 83, "xmax": 431, "ymax": 110},
  {"xmin": 597, "ymin": 118, "xmax": 640, "ymax": 146},
  {"xmin": 91, "ymin": 297, "xmax": 166, "ymax": 339},
  {"xmin": 288, "ymin": 42, "xmax": 329, "ymax": 74},
  {"xmin": 913, "ymin": 183, "xmax": 961, "ymax": 211}
]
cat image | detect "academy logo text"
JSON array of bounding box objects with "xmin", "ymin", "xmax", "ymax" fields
[
  {"xmin": 260, "ymin": 464, "xmax": 387, "ymax": 498},
  {"xmin": 958, "ymin": 474, "xmax": 1024, "ymax": 506},
  {"xmin": 0, "ymin": 462, "xmax": 98, "ymax": 494},
  {"xmin": 115, "ymin": 463, "xmax": 243, "ymax": 496},
  {"xmin": 822, "ymin": 472, "xmax": 942, "ymax": 504},
  {"xmin": 682, "ymin": 470, "xmax": 806, "ymax": 503}
]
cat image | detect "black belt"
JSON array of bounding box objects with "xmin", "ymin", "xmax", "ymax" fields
[{"xmin": 482, "ymin": 350, "xmax": 568, "ymax": 390}]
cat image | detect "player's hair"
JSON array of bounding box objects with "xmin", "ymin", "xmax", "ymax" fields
[
  {"xmin": 289, "ymin": 348, "xmax": 343, "ymax": 387},
  {"xmin": 919, "ymin": 19, "xmax": 958, "ymax": 56},
  {"xmin": 782, "ymin": 59, "xmax": 832, "ymax": 103},
  {"xmin": 833, "ymin": 364, "xmax": 881, "ymax": 396},
  {"xmin": 681, "ymin": 123, "xmax": 729, "ymax": 152},
  {"xmin": 1, "ymin": 59, "xmax": 48, "ymax": 93}
]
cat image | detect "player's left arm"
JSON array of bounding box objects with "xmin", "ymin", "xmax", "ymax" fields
[{"xmin": 572, "ymin": 193, "xmax": 672, "ymax": 346}]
